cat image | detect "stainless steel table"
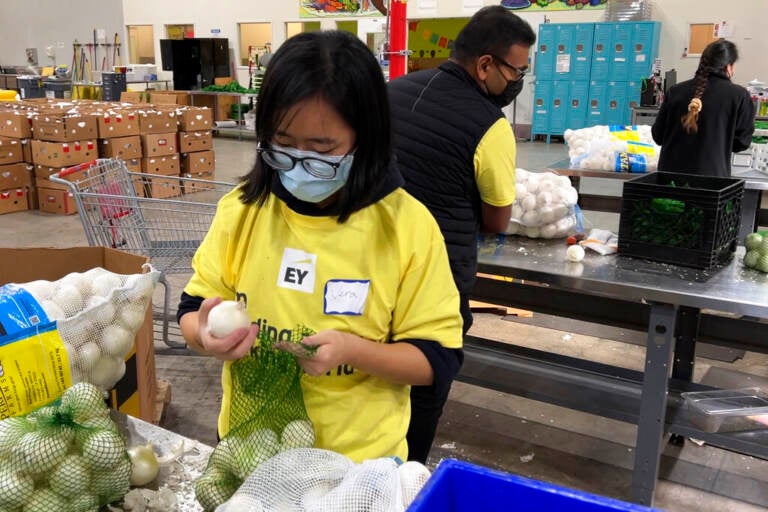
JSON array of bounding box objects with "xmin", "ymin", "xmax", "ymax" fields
[{"xmin": 464, "ymin": 236, "xmax": 768, "ymax": 506}]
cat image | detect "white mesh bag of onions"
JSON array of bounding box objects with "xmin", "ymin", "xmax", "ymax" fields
[
  {"xmin": 505, "ymin": 169, "xmax": 580, "ymax": 239},
  {"xmin": 7, "ymin": 265, "xmax": 160, "ymax": 391},
  {"xmin": 213, "ymin": 448, "xmax": 431, "ymax": 512}
]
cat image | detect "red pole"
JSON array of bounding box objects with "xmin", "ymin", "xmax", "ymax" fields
[{"xmin": 389, "ymin": 0, "xmax": 407, "ymax": 79}]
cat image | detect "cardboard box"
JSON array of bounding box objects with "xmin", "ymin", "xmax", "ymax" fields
[
  {"xmin": 0, "ymin": 136, "xmax": 24, "ymax": 165},
  {"xmin": 124, "ymin": 157, "xmax": 141, "ymax": 173},
  {"xmin": 181, "ymin": 150, "xmax": 215, "ymax": 174},
  {"xmin": 179, "ymin": 108, "xmax": 214, "ymax": 131},
  {"xmin": 0, "ymin": 111, "xmax": 33, "ymax": 138},
  {"xmin": 96, "ymin": 111, "xmax": 140, "ymax": 138},
  {"xmin": 31, "ymin": 139, "xmax": 96, "ymax": 167},
  {"xmin": 137, "ymin": 110, "xmax": 178, "ymax": 134},
  {"xmin": 141, "ymin": 132, "xmax": 177, "ymax": 157},
  {"xmin": 192, "ymin": 95, "xmax": 239, "ymax": 122},
  {"xmin": 36, "ymin": 185, "xmax": 77, "ymax": 215},
  {"xmin": 120, "ymin": 91, "xmax": 150, "ymax": 104},
  {"xmin": 21, "ymin": 138, "xmax": 32, "ymax": 163},
  {"xmin": 182, "ymin": 170, "xmax": 216, "ymax": 194},
  {"xmin": 146, "ymin": 168, "xmax": 182, "ymax": 199},
  {"xmin": 32, "ymin": 114, "xmax": 98, "ymax": 142},
  {"xmin": 178, "ymin": 130, "xmax": 213, "ymax": 153},
  {"xmin": 0, "ymin": 187, "xmax": 29, "ymax": 214},
  {"xmin": 0, "ymin": 162, "xmax": 33, "ymax": 190},
  {"xmin": 149, "ymin": 91, "xmax": 190, "ymax": 106},
  {"xmin": 35, "ymin": 164, "xmax": 91, "ymax": 191},
  {"xmin": 0, "ymin": 247, "xmax": 157, "ymax": 422},
  {"xmin": 141, "ymin": 154, "xmax": 180, "ymax": 174},
  {"xmin": 100, "ymin": 135, "xmax": 142, "ymax": 160}
]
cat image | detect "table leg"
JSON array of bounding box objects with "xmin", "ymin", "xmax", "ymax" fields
[
  {"xmin": 671, "ymin": 306, "xmax": 700, "ymax": 382},
  {"xmin": 631, "ymin": 302, "xmax": 677, "ymax": 506}
]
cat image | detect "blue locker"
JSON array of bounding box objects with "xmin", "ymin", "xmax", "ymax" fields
[
  {"xmin": 532, "ymin": 80, "xmax": 552, "ymax": 140},
  {"xmin": 609, "ymin": 23, "xmax": 633, "ymax": 81},
  {"xmin": 571, "ymin": 23, "xmax": 594, "ymax": 82},
  {"xmin": 587, "ymin": 81, "xmax": 607, "ymax": 126},
  {"xmin": 554, "ymin": 25, "xmax": 575, "ymax": 79},
  {"xmin": 591, "ymin": 23, "xmax": 612, "ymax": 81},
  {"xmin": 536, "ymin": 24, "xmax": 557, "ymax": 80},
  {"xmin": 567, "ymin": 81, "xmax": 589, "ymax": 130},
  {"xmin": 630, "ymin": 21, "xmax": 661, "ymax": 81},
  {"xmin": 606, "ymin": 81, "xmax": 628, "ymax": 125},
  {"xmin": 549, "ymin": 80, "xmax": 570, "ymax": 134},
  {"xmin": 626, "ymin": 80, "xmax": 641, "ymax": 112}
]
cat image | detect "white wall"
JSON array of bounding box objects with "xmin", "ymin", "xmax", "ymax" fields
[{"xmin": 0, "ymin": 0, "xmax": 125, "ymax": 70}]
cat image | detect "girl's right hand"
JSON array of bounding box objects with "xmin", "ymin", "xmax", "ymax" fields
[{"xmin": 197, "ymin": 297, "xmax": 259, "ymax": 360}]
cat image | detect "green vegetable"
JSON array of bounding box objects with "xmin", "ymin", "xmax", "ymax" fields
[
  {"xmin": 744, "ymin": 250, "xmax": 760, "ymax": 269},
  {"xmin": 745, "ymin": 232, "xmax": 764, "ymax": 251}
]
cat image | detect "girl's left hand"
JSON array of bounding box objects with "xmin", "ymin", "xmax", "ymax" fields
[{"xmin": 276, "ymin": 330, "xmax": 354, "ymax": 376}]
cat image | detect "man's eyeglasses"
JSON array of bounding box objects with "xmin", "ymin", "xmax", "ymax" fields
[
  {"xmin": 490, "ymin": 54, "xmax": 527, "ymax": 82},
  {"xmin": 257, "ymin": 144, "xmax": 349, "ymax": 179}
]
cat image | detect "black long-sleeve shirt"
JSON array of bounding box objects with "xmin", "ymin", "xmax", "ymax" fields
[{"xmin": 652, "ymin": 73, "xmax": 755, "ymax": 177}]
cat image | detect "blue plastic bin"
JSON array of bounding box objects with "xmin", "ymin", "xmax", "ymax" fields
[{"xmin": 408, "ymin": 459, "xmax": 660, "ymax": 512}]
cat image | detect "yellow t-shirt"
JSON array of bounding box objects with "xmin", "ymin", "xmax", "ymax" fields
[
  {"xmin": 184, "ymin": 187, "xmax": 463, "ymax": 462},
  {"xmin": 474, "ymin": 117, "xmax": 517, "ymax": 206}
]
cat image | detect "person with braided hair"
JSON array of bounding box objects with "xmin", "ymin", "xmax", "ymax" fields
[{"xmin": 652, "ymin": 39, "xmax": 755, "ymax": 177}]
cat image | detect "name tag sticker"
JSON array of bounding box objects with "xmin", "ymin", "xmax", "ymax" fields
[{"xmin": 324, "ymin": 280, "xmax": 370, "ymax": 315}]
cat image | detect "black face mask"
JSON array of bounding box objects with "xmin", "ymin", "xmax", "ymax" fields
[{"xmin": 488, "ymin": 78, "xmax": 524, "ymax": 108}]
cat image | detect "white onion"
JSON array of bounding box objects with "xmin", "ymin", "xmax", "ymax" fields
[
  {"xmin": 539, "ymin": 206, "xmax": 555, "ymax": 224},
  {"xmin": 92, "ymin": 273, "xmax": 122, "ymax": 298},
  {"xmin": 49, "ymin": 455, "xmax": 91, "ymax": 498},
  {"xmin": 61, "ymin": 272, "xmax": 91, "ymax": 296},
  {"xmin": 77, "ymin": 342, "xmax": 102, "ymax": 371},
  {"xmin": 207, "ymin": 300, "xmax": 251, "ymax": 338},
  {"xmin": 127, "ymin": 444, "xmax": 160, "ymax": 486},
  {"xmin": 567, "ymin": 244, "xmax": 586, "ymax": 262},
  {"xmin": 123, "ymin": 274, "xmax": 155, "ymax": 304},
  {"xmin": 540, "ymin": 223, "xmax": 558, "ymax": 239},
  {"xmin": 521, "ymin": 194, "xmax": 537, "ymax": 211},
  {"xmin": 40, "ymin": 300, "xmax": 66, "ymax": 321},
  {"xmin": 505, "ymin": 221, "xmax": 519, "ymax": 235},
  {"xmin": 524, "ymin": 225, "xmax": 540, "ymax": 238},
  {"xmin": 515, "ymin": 182, "xmax": 528, "ymax": 198},
  {"xmin": 90, "ymin": 356, "xmax": 123, "ymax": 389},
  {"xmin": 280, "ymin": 420, "xmax": 315, "ymax": 450},
  {"xmin": 521, "ymin": 210, "xmax": 539, "ymax": 226},
  {"xmin": 0, "ymin": 467, "xmax": 34, "ymax": 508},
  {"xmin": 82, "ymin": 430, "xmax": 126, "ymax": 469},
  {"xmin": 53, "ymin": 284, "xmax": 82, "ymax": 317},
  {"xmin": 119, "ymin": 304, "xmax": 147, "ymax": 332},
  {"xmin": 22, "ymin": 280, "xmax": 55, "ymax": 301},
  {"xmin": 101, "ymin": 324, "xmax": 134, "ymax": 357},
  {"xmin": 87, "ymin": 295, "xmax": 116, "ymax": 323},
  {"xmin": 536, "ymin": 191, "xmax": 553, "ymax": 207}
]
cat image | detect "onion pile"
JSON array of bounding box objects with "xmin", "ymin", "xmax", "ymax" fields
[
  {"xmin": 0, "ymin": 382, "xmax": 131, "ymax": 512},
  {"xmin": 506, "ymin": 169, "xmax": 579, "ymax": 239}
]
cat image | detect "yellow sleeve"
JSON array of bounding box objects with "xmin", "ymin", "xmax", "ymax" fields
[
  {"xmin": 474, "ymin": 117, "xmax": 517, "ymax": 206},
  {"xmin": 391, "ymin": 210, "xmax": 463, "ymax": 349},
  {"xmin": 183, "ymin": 192, "xmax": 240, "ymax": 301}
]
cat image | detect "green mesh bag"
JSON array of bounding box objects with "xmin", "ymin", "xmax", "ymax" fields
[
  {"xmin": 0, "ymin": 382, "xmax": 130, "ymax": 512},
  {"xmin": 195, "ymin": 326, "xmax": 317, "ymax": 511}
]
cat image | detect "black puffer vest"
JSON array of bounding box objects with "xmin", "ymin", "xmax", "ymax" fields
[{"xmin": 388, "ymin": 61, "xmax": 505, "ymax": 294}]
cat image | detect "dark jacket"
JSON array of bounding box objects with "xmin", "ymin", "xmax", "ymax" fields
[
  {"xmin": 388, "ymin": 61, "xmax": 506, "ymax": 296},
  {"xmin": 652, "ymin": 74, "xmax": 755, "ymax": 177}
]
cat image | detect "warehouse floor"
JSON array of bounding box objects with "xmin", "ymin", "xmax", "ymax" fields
[{"xmin": 2, "ymin": 136, "xmax": 767, "ymax": 512}]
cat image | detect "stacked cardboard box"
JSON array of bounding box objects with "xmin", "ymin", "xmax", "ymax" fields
[
  {"xmin": 91, "ymin": 106, "xmax": 143, "ymax": 196},
  {"xmin": 178, "ymin": 107, "xmax": 216, "ymax": 192},
  {"xmin": 31, "ymin": 110, "xmax": 98, "ymax": 215},
  {"xmin": 0, "ymin": 108, "xmax": 35, "ymax": 214},
  {"xmin": 137, "ymin": 106, "xmax": 180, "ymax": 199}
]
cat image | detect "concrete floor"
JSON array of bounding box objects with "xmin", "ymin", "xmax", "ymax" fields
[{"xmin": 2, "ymin": 137, "xmax": 767, "ymax": 511}]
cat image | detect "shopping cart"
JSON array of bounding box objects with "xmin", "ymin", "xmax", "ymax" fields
[{"xmin": 51, "ymin": 158, "xmax": 236, "ymax": 349}]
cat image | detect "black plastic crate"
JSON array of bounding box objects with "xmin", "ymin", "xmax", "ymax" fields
[{"xmin": 618, "ymin": 171, "xmax": 744, "ymax": 270}]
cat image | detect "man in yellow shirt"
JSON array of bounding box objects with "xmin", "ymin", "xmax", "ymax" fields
[{"xmin": 389, "ymin": 6, "xmax": 536, "ymax": 462}]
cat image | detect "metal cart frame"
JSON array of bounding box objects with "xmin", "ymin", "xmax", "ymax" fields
[{"xmin": 51, "ymin": 158, "xmax": 235, "ymax": 349}]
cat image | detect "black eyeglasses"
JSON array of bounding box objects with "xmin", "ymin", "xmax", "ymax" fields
[
  {"xmin": 257, "ymin": 144, "xmax": 351, "ymax": 179},
  {"xmin": 490, "ymin": 54, "xmax": 527, "ymax": 82}
]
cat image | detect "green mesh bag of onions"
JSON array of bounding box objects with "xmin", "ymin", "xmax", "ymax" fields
[
  {"xmin": 195, "ymin": 326, "xmax": 317, "ymax": 511},
  {"xmin": 0, "ymin": 382, "xmax": 130, "ymax": 512}
]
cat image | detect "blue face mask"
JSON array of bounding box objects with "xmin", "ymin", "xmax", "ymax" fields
[{"xmin": 262, "ymin": 143, "xmax": 354, "ymax": 203}]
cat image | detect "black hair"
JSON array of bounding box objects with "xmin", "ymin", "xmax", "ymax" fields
[
  {"xmin": 681, "ymin": 39, "xmax": 739, "ymax": 134},
  {"xmin": 239, "ymin": 30, "xmax": 391, "ymax": 223},
  {"xmin": 452, "ymin": 6, "xmax": 536, "ymax": 64}
]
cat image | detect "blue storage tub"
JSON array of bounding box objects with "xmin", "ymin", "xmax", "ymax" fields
[{"xmin": 408, "ymin": 459, "xmax": 660, "ymax": 512}]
